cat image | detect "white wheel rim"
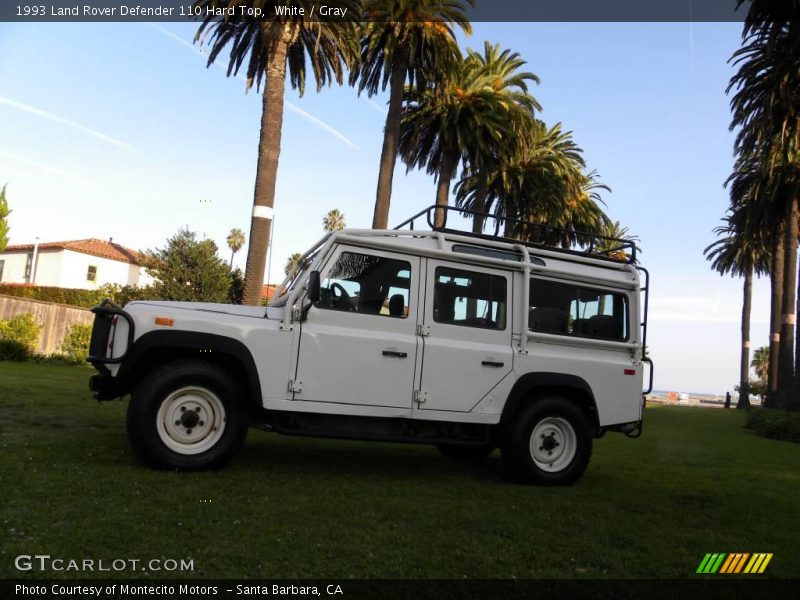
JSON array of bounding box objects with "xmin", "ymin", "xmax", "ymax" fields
[
  {"xmin": 156, "ymin": 386, "xmax": 226, "ymax": 455},
  {"xmin": 529, "ymin": 416, "xmax": 577, "ymax": 472}
]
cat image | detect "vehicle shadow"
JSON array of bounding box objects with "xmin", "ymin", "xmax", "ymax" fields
[{"xmin": 235, "ymin": 432, "xmax": 510, "ymax": 484}]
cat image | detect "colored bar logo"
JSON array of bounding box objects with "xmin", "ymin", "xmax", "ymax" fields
[{"xmin": 696, "ymin": 553, "xmax": 772, "ymax": 574}]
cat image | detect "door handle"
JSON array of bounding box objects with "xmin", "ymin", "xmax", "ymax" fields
[
  {"xmin": 481, "ymin": 360, "xmax": 504, "ymax": 367},
  {"xmin": 382, "ymin": 350, "xmax": 408, "ymax": 358}
]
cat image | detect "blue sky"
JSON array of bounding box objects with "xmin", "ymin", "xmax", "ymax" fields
[{"xmin": 0, "ymin": 21, "xmax": 770, "ymax": 394}]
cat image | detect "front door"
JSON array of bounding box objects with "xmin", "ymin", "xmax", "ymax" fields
[
  {"xmin": 294, "ymin": 246, "xmax": 420, "ymax": 411},
  {"xmin": 418, "ymin": 260, "xmax": 513, "ymax": 412}
]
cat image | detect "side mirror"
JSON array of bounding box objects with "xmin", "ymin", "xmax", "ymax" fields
[{"xmin": 307, "ymin": 271, "xmax": 321, "ymax": 303}]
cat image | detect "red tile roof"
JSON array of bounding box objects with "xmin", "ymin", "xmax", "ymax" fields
[
  {"xmin": 4, "ymin": 239, "xmax": 143, "ymax": 265},
  {"xmin": 261, "ymin": 284, "xmax": 277, "ymax": 300}
]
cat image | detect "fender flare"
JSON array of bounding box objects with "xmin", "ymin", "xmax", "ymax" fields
[
  {"xmin": 501, "ymin": 372, "xmax": 598, "ymax": 426},
  {"xmin": 120, "ymin": 330, "xmax": 262, "ymax": 408}
]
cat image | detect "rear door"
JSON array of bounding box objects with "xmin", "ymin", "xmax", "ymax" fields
[{"xmin": 417, "ymin": 260, "xmax": 513, "ymax": 413}]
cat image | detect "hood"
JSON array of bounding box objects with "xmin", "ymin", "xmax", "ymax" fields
[{"xmin": 126, "ymin": 301, "xmax": 281, "ymax": 319}]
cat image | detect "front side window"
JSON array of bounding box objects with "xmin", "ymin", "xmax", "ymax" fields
[
  {"xmin": 434, "ymin": 267, "xmax": 507, "ymax": 330},
  {"xmin": 316, "ymin": 251, "xmax": 411, "ymax": 318},
  {"xmin": 529, "ymin": 278, "xmax": 628, "ymax": 341},
  {"xmin": 87, "ymin": 265, "xmax": 98, "ymax": 282}
]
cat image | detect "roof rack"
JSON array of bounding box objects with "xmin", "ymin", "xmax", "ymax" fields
[{"xmin": 394, "ymin": 205, "xmax": 638, "ymax": 265}]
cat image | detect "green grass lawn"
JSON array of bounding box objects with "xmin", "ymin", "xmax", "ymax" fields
[{"xmin": 1, "ymin": 362, "xmax": 798, "ymax": 579}]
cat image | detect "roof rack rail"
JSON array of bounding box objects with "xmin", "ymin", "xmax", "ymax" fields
[{"xmin": 393, "ymin": 205, "xmax": 638, "ymax": 265}]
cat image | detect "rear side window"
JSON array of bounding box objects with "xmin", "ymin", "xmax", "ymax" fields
[
  {"xmin": 529, "ymin": 278, "xmax": 628, "ymax": 341},
  {"xmin": 434, "ymin": 267, "xmax": 507, "ymax": 330}
]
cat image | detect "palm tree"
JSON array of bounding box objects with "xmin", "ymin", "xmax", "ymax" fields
[
  {"xmin": 725, "ymin": 146, "xmax": 787, "ymax": 405},
  {"xmin": 595, "ymin": 220, "xmax": 640, "ymax": 263},
  {"xmin": 351, "ymin": 0, "xmax": 473, "ymax": 229},
  {"xmin": 226, "ymin": 227, "xmax": 246, "ymax": 268},
  {"xmin": 547, "ymin": 170, "xmax": 611, "ymax": 248},
  {"xmin": 455, "ymin": 121, "xmax": 605, "ymax": 243},
  {"xmin": 399, "ymin": 45, "xmax": 539, "ymax": 229},
  {"xmin": 323, "ymin": 209, "xmax": 346, "ymax": 232},
  {"xmin": 727, "ymin": 1, "xmax": 800, "ymax": 408},
  {"xmin": 768, "ymin": 228, "xmax": 784, "ymax": 404},
  {"xmin": 195, "ymin": 0, "xmax": 359, "ymax": 305},
  {"xmin": 285, "ymin": 252, "xmax": 303, "ymax": 277},
  {"xmin": 752, "ymin": 346, "xmax": 769, "ymax": 382},
  {"xmin": 704, "ymin": 213, "xmax": 770, "ymax": 409},
  {"xmin": 459, "ymin": 42, "xmax": 540, "ymax": 234}
]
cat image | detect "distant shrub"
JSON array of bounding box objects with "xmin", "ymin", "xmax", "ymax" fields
[
  {"xmin": 59, "ymin": 323, "xmax": 92, "ymax": 364},
  {"xmin": 746, "ymin": 409, "xmax": 800, "ymax": 443},
  {"xmin": 31, "ymin": 354, "xmax": 76, "ymax": 366},
  {"xmin": 228, "ymin": 268, "xmax": 244, "ymax": 305},
  {"xmin": 102, "ymin": 284, "xmax": 161, "ymax": 307},
  {"xmin": 0, "ymin": 313, "xmax": 41, "ymax": 361},
  {"xmin": 0, "ymin": 339, "xmax": 31, "ymax": 361}
]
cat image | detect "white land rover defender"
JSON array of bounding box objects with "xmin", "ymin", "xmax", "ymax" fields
[{"xmin": 88, "ymin": 206, "xmax": 652, "ymax": 485}]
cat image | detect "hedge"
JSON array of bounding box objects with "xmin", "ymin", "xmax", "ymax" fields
[
  {"xmin": 745, "ymin": 408, "xmax": 800, "ymax": 443},
  {"xmin": 0, "ymin": 285, "xmax": 107, "ymax": 308},
  {"xmin": 0, "ymin": 284, "xmax": 160, "ymax": 309}
]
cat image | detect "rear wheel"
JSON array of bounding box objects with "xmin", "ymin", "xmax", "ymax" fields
[
  {"xmin": 127, "ymin": 360, "xmax": 249, "ymax": 470},
  {"xmin": 501, "ymin": 396, "xmax": 592, "ymax": 485}
]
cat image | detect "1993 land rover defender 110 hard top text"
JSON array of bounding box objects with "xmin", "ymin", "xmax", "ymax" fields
[{"xmin": 88, "ymin": 206, "xmax": 652, "ymax": 485}]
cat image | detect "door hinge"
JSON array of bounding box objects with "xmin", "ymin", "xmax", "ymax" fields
[
  {"xmin": 414, "ymin": 390, "xmax": 428, "ymax": 404},
  {"xmin": 417, "ymin": 324, "xmax": 430, "ymax": 337},
  {"xmin": 288, "ymin": 379, "xmax": 303, "ymax": 393}
]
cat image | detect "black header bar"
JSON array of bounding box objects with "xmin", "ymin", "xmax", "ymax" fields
[{"xmin": 2, "ymin": 0, "xmax": 750, "ymax": 23}]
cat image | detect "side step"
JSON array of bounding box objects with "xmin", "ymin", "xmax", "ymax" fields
[{"xmin": 261, "ymin": 411, "xmax": 493, "ymax": 446}]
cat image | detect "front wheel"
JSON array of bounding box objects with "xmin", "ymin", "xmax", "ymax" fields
[
  {"xmin": 127, "ymin": 360, "xmax": 249, "ymax": 470},
  {"xmin": 501, "ymin": 397, "xmax": 592, "ymax": 485}
]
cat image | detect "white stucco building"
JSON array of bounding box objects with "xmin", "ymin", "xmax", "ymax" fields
[{"xmin": 0, "ymin": 238, "xmax": 153, "ymax": 289}]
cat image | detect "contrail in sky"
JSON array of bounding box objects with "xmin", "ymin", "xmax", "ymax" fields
[
  {"xmin": 0, "ymin": 95, "xmax": 135, "ymax": 152},
  {"xmin": 364, "ymin": 97, "xmax": 388, "ymax": 117},
  {"xmin": 149, "ymin": 24, "xmax": 360, "ymax": 150},
  {"xmin": 0, "ymin": 149, "xmax": 96, "ymax": 188},
  {"xmin": 283, "ymin": 102, "xmax": 360, "ymax": 149}
]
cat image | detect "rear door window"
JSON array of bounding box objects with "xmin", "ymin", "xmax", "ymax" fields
[{"xmin": 434, "ymin": 267, "xmax": 507, "ymax": 330}]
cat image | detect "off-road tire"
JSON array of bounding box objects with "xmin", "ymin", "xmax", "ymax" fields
[
  {"xmin": 127, "ymin": 360, "xmax": 249, "ymax": 470},
  {"xmin": 501, "ymin": 396, "xmax": 592, "ymax": 485}
]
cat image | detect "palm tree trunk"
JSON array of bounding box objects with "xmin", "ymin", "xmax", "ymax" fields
[
  {"xmin": 433, "ymin": 152, "xmax": 457, "ymax": 229},
  {"xmin": 372, "ymin": 55, "xmax": 408, "ymax": 230},
  {"xmin": 768, "ymin": 229, "xmax": 784, "ymax": 406},
  {"xmin": 229, "ymin": 250, "xmax": 235, "ymax": 268},
  {"xmin": 504, "ymin": 212, "xmax": 514, "ymax": 238},
  {"xmin": 241, "ymin": 34, "xmax": 290, "ymax": 306},
  {"xmin": 793, "ymin": 201, "xmax": 800, "ymax": 411},
  {"xmin": 472, "ymin": 170, "xmax": 488, "ymax": 234},
  {"xmin": 776, "ymin": 197, "xmax": 799, "ymax": 408},
  {"xmin": 738, "ymin": 268, "xmax": 752, "ymax": 409}
]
